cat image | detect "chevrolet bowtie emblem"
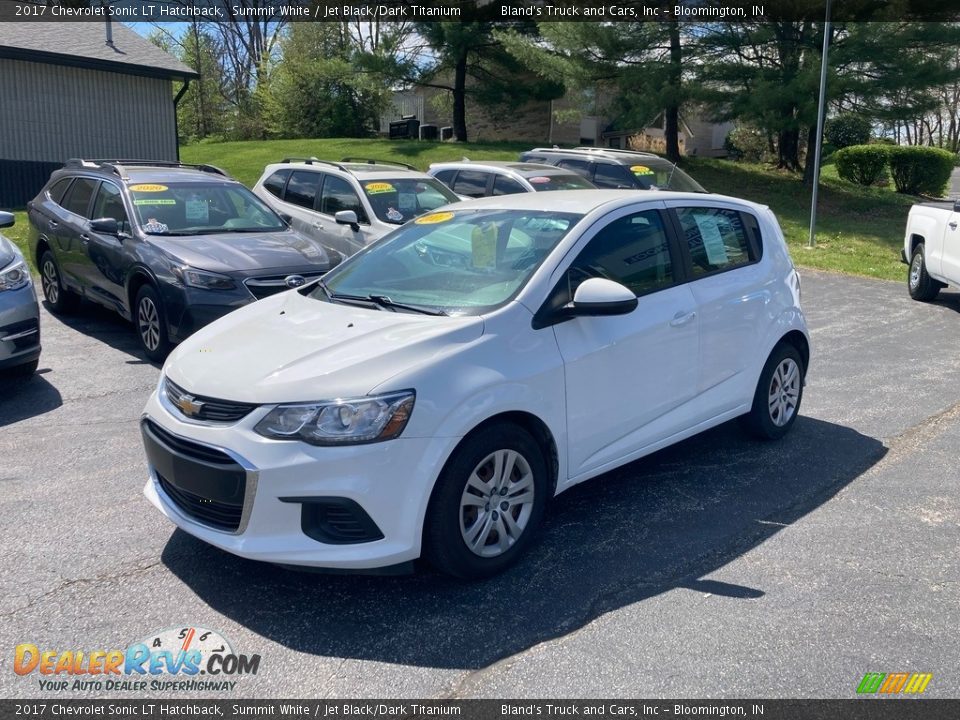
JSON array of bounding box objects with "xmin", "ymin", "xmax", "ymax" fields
[{"xmin": 174, "ymin": 393, "xmax": 205, "ymax": 418}]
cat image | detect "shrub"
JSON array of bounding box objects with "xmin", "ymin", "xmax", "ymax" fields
[
  {"xmin": 834, "ymin": 145, "xmax": 890, "ymax": 186},
  {"xmin": 824, "ymin": 114, "xmax": 873, "ymax": 149},
  {"xmin": 887, "ymin": 146, "xmax": 956, "ymax": 196},
  {"xmin": 724, "ymin": 125, "xmax": 773, "ymax": 163}
]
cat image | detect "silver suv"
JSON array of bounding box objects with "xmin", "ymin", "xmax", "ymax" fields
[
  {"xmin": 253, "ymin": 158, "xmax": 461, "ymax": 258},
  {"xmin": 428, "ymin": 160, "xmax": 596, "ymax": 197},
  {"xmin": 519, "ymin": 147, "xmax": 707, "ymax": 193}
]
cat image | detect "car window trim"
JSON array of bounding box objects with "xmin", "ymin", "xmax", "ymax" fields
[{"xmin": 665, "ymin": 206, "xmax": 762, "ymax": 281}]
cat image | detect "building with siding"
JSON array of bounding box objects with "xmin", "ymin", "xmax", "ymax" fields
[{"xmin": 0, "ymin": 22, "xmax": 197, "ymax": 208}]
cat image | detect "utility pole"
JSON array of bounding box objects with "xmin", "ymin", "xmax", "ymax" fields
[{"xmin": 808, "ymin": 0, "xmax": 833, "ymax": 248}]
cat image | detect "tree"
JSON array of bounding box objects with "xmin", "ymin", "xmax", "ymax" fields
[{"xmin": 503, "ymin": 16, "xmax": 688, "ymax": 162}]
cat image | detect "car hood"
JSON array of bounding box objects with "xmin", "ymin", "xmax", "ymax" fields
[
  {"xmin": 148, "ymin": 230, "xmax": 335, "ymax": 273},
  {"xmin": 0, "ymin": 234, "xmax": 20, "ymax": 269},
  {"xmin": 164, "ymin": 291, "xmax": 484, "ymax": 404}
]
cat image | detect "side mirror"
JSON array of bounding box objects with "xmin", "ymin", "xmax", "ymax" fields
[
  {"xmin": 334, "ymin": 210, "xmax": 359, "ymax": 230},
  {"xmin": 89, "ymin": 217, "xmax": 120, "ymax": 236},
  {"xmin": 569, "ymin": 278, "xmax": 638, "ymax": 317},
  {"xmin": 0, "ymin": 211, "xmax": 14, "ymax": 229},
  {"xmin": 953, "ymin": 199, "xmax": 960, "ymax": 213}
]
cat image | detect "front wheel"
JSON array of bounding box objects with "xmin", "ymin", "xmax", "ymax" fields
[
  {"xmin": 424, "ymin": 423, "xmax": 548, "ymax": 579},
  {"xmin": 134, "ymin": 285, "xmax": 171, "ymax": 362},
  {"xmin": 741, "ymin": 343, "xmax": 805, "ymax": 441},
  {"xmin": 908, "ymin": 245, "xmax": 940, "ymax": 302}
]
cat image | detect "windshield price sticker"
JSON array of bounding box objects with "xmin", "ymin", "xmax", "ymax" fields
[
  {"xmin": 415, "ymin": 212, "xmax": 455, "ymax": 225},
  {"xmin": 630, "ymin": 165, "xmax": 655, "ymax": 175},
  {"xmin": 129, "ymin": 184, "xmax": 168, "ymax": 192},
  {"xmin": 366, "ymin": 182, "xmax": 395, "ymax": 195}
]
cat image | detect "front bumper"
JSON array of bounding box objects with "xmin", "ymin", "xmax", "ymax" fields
[
  {"xmin": 140, "ymin": 389, "xmax": 459, "ymax": 569},
  {"xmin": 0, "ymin": 281, "xmax": 41, "ymax": 369}
]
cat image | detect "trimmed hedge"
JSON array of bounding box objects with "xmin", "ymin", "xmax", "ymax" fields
[
  {"xmin": 888, "ymin": 146, "xmax": 956, "ymax": 195},
  {"xmin": 825, "ymin": 114, "xmax": 872, "ymax": 149},
  {"xmin": 834, "ymin": 145, "xmax": 889, "ymax": 186}
]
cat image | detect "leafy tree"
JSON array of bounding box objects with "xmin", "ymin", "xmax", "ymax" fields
[{"xmin": 824, "ymin": 113, "xmax": 872, "ymax": 149}]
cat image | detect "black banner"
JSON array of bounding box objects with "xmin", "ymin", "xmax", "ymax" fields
[
  {"xmin": 3, "ymin": 701, "xmax": 960, "ymax": 720},
  {"xmin": 0, "ymin": 0, "xmax": 958, "ymax": 23}
]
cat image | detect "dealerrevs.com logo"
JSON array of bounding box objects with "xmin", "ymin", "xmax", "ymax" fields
[
  {"xmin": 14, "ymin": 627, "xmax": 260, "ymax": 693},
  {"xmin": 856, "ymin": 672, "xmax": 933, "ymax": 695}
]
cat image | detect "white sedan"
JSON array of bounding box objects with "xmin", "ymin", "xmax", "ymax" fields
[{"xmin": 141, "ymin": 190, "xmax": 810, "ymax": 579}]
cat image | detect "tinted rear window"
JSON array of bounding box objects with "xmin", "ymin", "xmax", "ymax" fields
[
  {"xmin": 61, "ymin": 178, "xmax": 98, "ymax": 217},
  {"xmin": 263, "ymin": 170, "xmax": 290, "ymax": 199}
]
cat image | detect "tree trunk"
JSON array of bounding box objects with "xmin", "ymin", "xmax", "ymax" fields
[
  {"xmin": 803, "ymin": 125, "xmax": 819, "ymax": 186},
  {"xmin": 453, "ymin": 52, "xmax": 468, "ymax": 142},
  {"xmin": 664, "ymin": 20, "xmax": 682, "ymax": 163},
  {"xmin": 778, "ymin": 127, "xmax": 801, "ymax": 171}
]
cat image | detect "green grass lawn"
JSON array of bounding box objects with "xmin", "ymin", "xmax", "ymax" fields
[{"xmin": 5, "ymin": 138, "xmax": 915, "ymax": 283}]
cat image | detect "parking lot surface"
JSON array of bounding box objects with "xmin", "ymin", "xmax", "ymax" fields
[{"xmin": 1, "ymin": 270, "xmax": 958, "ymax": 698}]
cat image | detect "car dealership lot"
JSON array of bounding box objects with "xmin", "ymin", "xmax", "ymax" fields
[{"xmin": 1, "ymin": 270, "xmax": 958, "ymax": 698}]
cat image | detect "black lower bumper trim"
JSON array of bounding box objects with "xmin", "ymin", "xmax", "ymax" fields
[{"xmin": 280, "ymin": 496, "xmax": 385, "ymax": 545}]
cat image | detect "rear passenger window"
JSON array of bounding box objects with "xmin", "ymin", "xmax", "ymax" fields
[
  {"xmin": 492, "ymin": 175, "xmax": 526, "ymax": 196},
  {"xmin": 263, "ymin": 170, "xmax": 290, "ymax": 199},
  {"xmin": 675, "ymin": 207, "xmax": 756, "ymax": 276},
  {"xmin": 320, "ymin": 176, "xmax": 367, "ymax": 222},
  {"xmin": 432, "ymin": 169, "xmax": 456, "ymax": 187},
  {"xmin": 452, "ymin": 171, "xmax": 489, "ymax": 198},
  {"xmin": 48, "ymin": 178, "xmax": 73, "ymax": 205},
  {"xmin": 61, "ymin": 178, "xmax": 98, "ymax": 217},
  {"xmin": 568, "ymin": 210, "xmax": 673, "ymax": 297},
  {"xmin": 557, "ymin": 159, "xmax": 592, "ymax": 179},
  {"xmin": 592, "ymin": 163, "xmax": 638, "ymax": 189},
  {"xmin": 284, "ymin": 170, "xmax": 322, "ymax": 209}
]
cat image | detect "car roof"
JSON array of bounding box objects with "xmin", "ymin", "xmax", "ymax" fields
[
  {"xmin": 429, "ymin": 160, "xmax": 576, "ymax": 176},
  {"xmin": 435, "ymin": 189, "xmax": 759, "ymax": 215},
  {"xmin": 263, "ymin": 160, "xmax": 433, "ymax": 180},
  {"xmin": 56, "ymin": 161, "xmax": 235, "ymax": 186},
  {"xmin": 522, "ymin": 148, "xmax": 670, "ymax": 165}
]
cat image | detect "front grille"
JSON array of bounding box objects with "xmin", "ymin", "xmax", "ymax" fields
[
  {"xmin": 0, "ymin": 318, "xmax": 40, "ymax": 351},
  {"xmin": 164, "ymin": 378, "xmax": 256, "ymax": 423},
  {"xmin": 244, "ymin": 272, "xmax": 325, "ymax": 300},
  {"xmin": 157, "ymin": 473, "xmax": 243, "ymax": 531},
  {"xmin": 144, "ymin": 419, "xmax": 235, "ymax": 466}
]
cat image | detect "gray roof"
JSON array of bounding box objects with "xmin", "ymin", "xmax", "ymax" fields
[{"xmin": 0, "ymin": 22, "xmax": 197, "ymax": 80}]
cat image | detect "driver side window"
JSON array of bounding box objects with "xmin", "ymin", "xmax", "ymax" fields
[
  {"xmin": 91, "ymin": 182, "xmax": 131, "ymax": 234},
  {"xmin": 567, "ymin": 210, "xmax": 673, "ymax": 298}
]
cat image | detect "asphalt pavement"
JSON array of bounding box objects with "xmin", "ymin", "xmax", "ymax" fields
[{"xmin": 1, "ymin": 269, "xmax": 958, "ymax": 698}]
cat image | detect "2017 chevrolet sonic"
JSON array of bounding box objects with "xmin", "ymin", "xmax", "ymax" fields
[{"xmin": 141, "ymin": 190, "xmax": 809, "ymax": 579}]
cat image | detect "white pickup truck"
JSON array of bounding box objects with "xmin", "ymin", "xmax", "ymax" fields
[{"xmin": 904, "ymin": 200, "xmax": 960, "ymax": 301}]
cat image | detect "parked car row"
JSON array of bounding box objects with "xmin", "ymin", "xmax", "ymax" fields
[{"xmin": 14, "ymin": 148, "xmax": 813, "ymax": 580}]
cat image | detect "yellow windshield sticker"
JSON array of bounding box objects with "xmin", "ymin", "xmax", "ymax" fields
[
  {"xmin": 133, "ymin": 198, "xmax": 176, "ymax": 206},
  {"xmin": 415, "ymin": 211, "xmax": 455, "ymax": 225},
  {"xmin": 630, "ymin": 165, "xmax": 654, "ymax": 175},
  {"xmin": 365, "ymin": 182, "xmax": 395, "ymax": 195},
  {"xmin": 129, "ymin": 184, "xmax": 168, "ymax": 192}
]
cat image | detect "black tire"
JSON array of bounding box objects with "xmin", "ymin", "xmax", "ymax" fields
[
  {"xmin": 4, "ymin": 358, "xmax": 39, "ymax": 378},
  {"xmin": 134, "ymin": 284, "xmax": 171, "ymax": 362},
  {"xmin": 908, "ymin": 244, "xmax": 940, "ymax": 302},
  {"xmin": 424, "ymin": 423, "xmax": 548, "ymax": 579},
  {"xmin": 740, "ymin": 343, "xmax": 805, "ymax": 441},
  {"xmin": 39, "ymin": 250, "xmax": 80, "ymax": 314}
]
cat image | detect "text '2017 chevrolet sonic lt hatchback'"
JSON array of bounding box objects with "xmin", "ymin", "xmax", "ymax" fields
[{"xmin": 141, "ymin": 190, "xmax": 809, "ymax": 579}]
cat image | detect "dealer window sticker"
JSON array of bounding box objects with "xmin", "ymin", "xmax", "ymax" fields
[
  {"xmin": 129, "ymin": 184, "xmax": 168, "ymax": 192},
  {"xmin": 630, "ymin": 165, "xmax": 655, "ymax": 176},
  {"xmin": 415, "ymin": 211, "xmax": 455, "ymax": 225},
  {"xmin": 185, "ymin": 197, "xmax": 209, "ymax": 224},
  {"xmin": 133, "ymin": 198, "xmax": 176, "ymax": 206},
  {"xmin": 693, "ymin": 214, "xmax": 729, "ymax": 265},
  {"xmin": 366, "ymin": 182, "xmax": 395, "ymax": 195}
]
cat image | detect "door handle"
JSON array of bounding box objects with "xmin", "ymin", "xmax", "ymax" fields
[
  {"xmin": 79, "ymin": 234, "xmax": 90, "ymax": 245},
  {"xmin": 949, "ymin": 222, "xmax": 958, "ymax": 230},
  {"xmin": 48, "ymin": 220, "xmax": 58, "ymax": 229},
  {"xmin": 670, "ymin": 310, "xmax": 697, "ymax": 327}
]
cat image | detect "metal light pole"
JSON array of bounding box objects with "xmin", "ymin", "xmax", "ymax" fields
[{"xmin": 808, "ymin": 0, "xmax": 833, "ymax": 248}]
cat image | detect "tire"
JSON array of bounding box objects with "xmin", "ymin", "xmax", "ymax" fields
[
  {"xmin": 4, "ymin": 358, "xmax": 39, "ymax": 378},
  {"xmin": 134, "ymin": 284, "xmax": 171, "ymax": 362},
  {"xmin": 908, "ymin": 244, "xmax": 940, "ymax": 302},
  {"xmin": 741, "ymin": 343, "xmax": 805, "ymax": 441},
  {"xmin": 424, "ymin": 423, "xmax": 549, "ymax": 579},
  {"xmin": 39, "ymin": 250, "xmax": 80, "ymax": 314}
]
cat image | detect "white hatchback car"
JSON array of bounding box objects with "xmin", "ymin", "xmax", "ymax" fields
[
  {"xmin": 252, "ymin": 158, "xmax": 460, "ymax": 259},
  {"xmin": 141, "ymin": 190, "xmax": 809, "ymax": 579}
]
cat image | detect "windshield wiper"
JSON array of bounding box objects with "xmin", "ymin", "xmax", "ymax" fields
[{"xmin": 322, "ymin": 286, "xmax": 446, "ymax": 316}]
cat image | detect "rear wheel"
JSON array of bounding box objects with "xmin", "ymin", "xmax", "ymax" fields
[
  {"xmin": 908, "ymin": 244, "xmax": 940, "ymax": 302},
  {"xmin": 134, "ymin": 285, "xmax": 171, "ymax": 362},
  {"xmin": 39, "ymin": 250, "xmax": 80, "ymax": 313},
  {"xmin": 741, "ymin": 343, "xmax": 805, "ymax": 441},
  {"xmin": 424, "ymin": 423, "xmax": 548, "ymax": 579}
]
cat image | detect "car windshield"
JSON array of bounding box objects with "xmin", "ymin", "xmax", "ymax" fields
[
  {"xmin": 310, "ymin": 209, "xmax": 582, "ymax": 315},
  {"xmin": 129, "ymin": 182, "xmax": 286, "ymax": 235},
  {"xmin": 361, "ymin": 178, "xmax": 460, "ymax": 225},
  {"xmin": 527, "ymin": 173, "xmax": 596, "ymax": 192},
  {"xmin": 623, "ymin": 160, "xmax": 706, "ymax": 192}
]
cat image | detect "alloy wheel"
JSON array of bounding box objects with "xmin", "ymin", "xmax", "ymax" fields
[
  {"xmin": 138, "ymin": 296, "xmax": 161, "ymax": 351},
  {"xmin": 768, "ymin": 357, "xmax": 800, "ymax": 427},
  {"xmin": 909, "ymin": 253, "xmax": 922, "ymax": 290},
  {"xmin": 41, "ymin": 259, "xmax": 59, "ymax": 304},
  {"xmin": 459, "ymin": 449, "xmax": 536, "ymax": 558}
]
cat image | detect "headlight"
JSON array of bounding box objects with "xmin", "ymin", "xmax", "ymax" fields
[
  {"xmin": 173, "ymin": 266, "xmax": 236, "ymax": 290},
  {"xmin": 0, "ymin": 259, "xmax": 30, "ymax": 292},
  {"xmin": 254, "ymin": 390, "xmax": 415, "ymax": 446}
]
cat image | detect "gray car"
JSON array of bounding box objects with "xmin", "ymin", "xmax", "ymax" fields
[{"xmin": 0, "ymin": 211, "xmax": 41, "ymax": 377}]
